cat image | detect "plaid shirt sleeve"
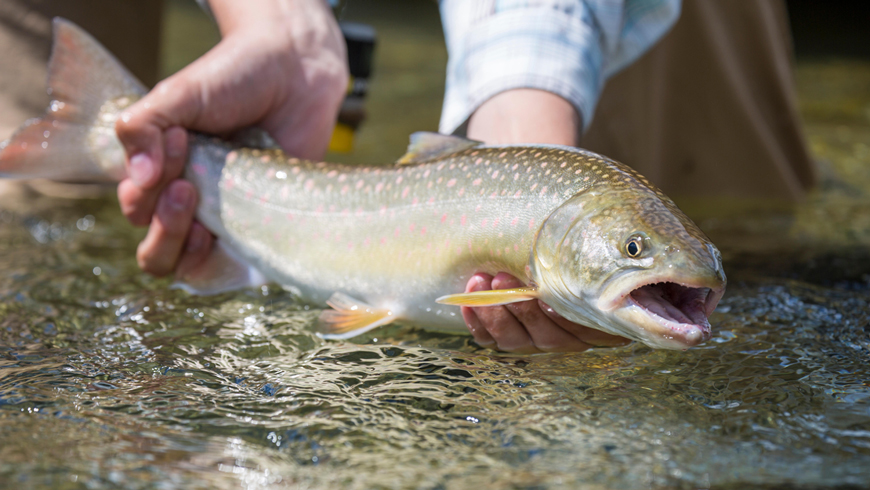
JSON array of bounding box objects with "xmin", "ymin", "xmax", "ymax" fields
[{"xmin": 438, "ymin": 0, "xmax": 681, "ymax": 135}]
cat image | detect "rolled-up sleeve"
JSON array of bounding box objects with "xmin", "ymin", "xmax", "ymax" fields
[{"xmin": 438, "ymin": 0, "xmax": 681, "ymax": 135}]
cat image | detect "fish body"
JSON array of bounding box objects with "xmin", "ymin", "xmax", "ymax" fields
[{"xmin": 0, "ymin": 19, "xmax": 726, "ymax": 349}]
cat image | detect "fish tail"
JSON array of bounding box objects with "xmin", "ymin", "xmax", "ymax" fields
[{"xmin": 0, "ymin": 18, "xmax": 147, "ymax": 183}]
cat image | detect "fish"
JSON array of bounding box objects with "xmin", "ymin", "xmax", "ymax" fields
[{"xmin": 0, "ymin": 19, "xmax": 726, "ymax": 350}]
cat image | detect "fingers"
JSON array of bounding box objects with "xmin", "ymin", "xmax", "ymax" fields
[
  {"xmin": 174, "ymin": 222, "xmax": 215, "ymax": 281},
  {"xmin": 118, "ymin": 126, "xmax": 189, "ymax": 226},
  {"xmin": 116, "ymin": 80, "xmax": 201, "ymax": 190},
  {"xmin": 491, "ymin": 273, "xmax": 592, "ymax": 352},
  {"xmin": 462, "ymin": 273, "xmax": 541, "ymax": 354},
  {"xmin": 461, "ymin": 272, "xmax": 630, "ymax": 353},
  {"xmin": 135, "ymin": 180, "xmax": 197, "ymax": 277}
]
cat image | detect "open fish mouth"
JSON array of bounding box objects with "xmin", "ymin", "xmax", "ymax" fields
[{"xmin": 623, "ymin": 281, "xmax": 724, "ymax": 346}]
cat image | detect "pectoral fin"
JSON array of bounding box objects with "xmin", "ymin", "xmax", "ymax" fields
[
  {"xmin": 436, "ymin": 287, "xmax": 539, "ymax": 307},
  {"xmin": 318, "ymin": 293, "xmax": 395, "ymax": 340}
]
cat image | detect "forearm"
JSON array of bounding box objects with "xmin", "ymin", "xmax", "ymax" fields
[{"xmin": 466, "ymin": 88, "xmax": 582, "ymax": 147}]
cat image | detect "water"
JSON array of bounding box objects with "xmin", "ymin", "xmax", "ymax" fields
[{"xmin": 1, "ymin": 2, "xmax": 870, "ymax": 489}]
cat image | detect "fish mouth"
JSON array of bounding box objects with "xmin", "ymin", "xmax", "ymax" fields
[{"xmin": 602, "ymin": 278, "xmax": 725, "ymax": 348}]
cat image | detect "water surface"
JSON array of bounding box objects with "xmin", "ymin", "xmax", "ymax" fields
[{"xmin": 1, "ymin": 2, "xmax": 869, "ymax": 489}]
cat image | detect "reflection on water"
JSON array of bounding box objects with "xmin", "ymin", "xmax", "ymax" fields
[{"xmin": 1, "ymin": 3, "xmax": 870, "ymax": 489}]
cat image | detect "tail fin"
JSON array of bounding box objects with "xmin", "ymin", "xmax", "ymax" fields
[{"xmin": 0, "ymin": 18, "xmax": 147, "ymax": 183}]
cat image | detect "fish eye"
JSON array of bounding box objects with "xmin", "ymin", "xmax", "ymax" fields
[{"xmin": 625, "ymin": 236, "xmax": 644, "ymax": 258}]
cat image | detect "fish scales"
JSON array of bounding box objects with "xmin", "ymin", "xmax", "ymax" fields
[
  {"xmin": 1, "ymin": 19, "xmax": 726, "ymax": 348},
  {"xmin": 204, "ymin": 144, "xmax": 638, "ymax": 329}
]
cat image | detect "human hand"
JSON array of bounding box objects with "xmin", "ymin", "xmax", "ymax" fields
[
  {"xmin": 461, "ymin": 273, "xmax": 630, "ymax": 353},
  {"xmin": 115, "ymin": 0, "xmax": 348, "ymax": 277}
]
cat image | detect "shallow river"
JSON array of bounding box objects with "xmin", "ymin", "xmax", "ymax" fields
[{"xmin": 1, "ymin": 2, "xmax": 869, "ymax": 489}]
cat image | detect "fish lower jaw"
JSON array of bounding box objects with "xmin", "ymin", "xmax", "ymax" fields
[
  {"xmin": 601, "ymin": 279, "xmax": 723, "ymax": 349},
  {"xmin": 622, "ymin": 296, "xmax": 711, "ymax": 348}
]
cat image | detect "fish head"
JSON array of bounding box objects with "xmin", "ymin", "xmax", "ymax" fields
[{"xmin": 531, "ymin": 188, "xmax": 726, "ymax": 349}]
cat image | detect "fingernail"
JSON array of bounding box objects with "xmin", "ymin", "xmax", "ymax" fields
[
  {"xmin": 168, "ymin": 183, "xmax": 192, "ymax": 211},
  {"xmin": 186, "ymin": 226, "xmax": 205, "ymax": 253},
  {"xmin": 129, "ymin": 153, "xmax": 155, "ymax": 187}
]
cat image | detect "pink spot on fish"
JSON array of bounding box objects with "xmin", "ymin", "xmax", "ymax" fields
[
  {"xmin": 447, "ymin": 178, "xmax": 457, "ymax": 187},
  {"xmin": 499, "ymin": 152, "xmax": 507, "ymax": 158},
  {"xmin": 375, "ymin": 182, "xmax": 384, "ymax": 192},
  {"xmin": 420, "ymin": 226, "xmax": 427, "ymax": 235},
  {"xmin": 286, "ymin": 213, "xmax": 295, "ymax": 221},
  {"xmin": 356, "ymin": 179, "xmax": 364, "ymax": 189},
  {"xmin": 327, "ymin": 170, "xmax": 338, "ymax": 178},
  {"xmin": 481, "ymin": 218, "xmax": 488, "ymax": 227},
  {"xmin": 394, "ymin": 227, "xmax": 401, "ymax": 237},
  {"xmin": 341, "ymin": 185, "xmax": 349, "ymax": 195},
  {"xmin": 540, "ymin": 185, "xmax": 548, "ymax": 196},
  {"xmin": 511, "ymin": 217, "xmax": 518, "ymax": 226},
  {"xmin": 514, "ymin": 244, "xmax": 519, "ymax": 252},
  {"xmin": 304, "ymin": 179, "xmax": 315, "ymax": 191},
  {"xmin": 402, "ymin": 187, "xmax": 410, "ymax": 198},
  {"xmin": 492, "ymin": 218, "xmax": 500, "ymax": 228},
  {"xmin": 475, "ymin": 157, "xmax": 483, "ymax": 164},
  {"xmin": 380, "ymin": 237, "xmax": 387, "ymax": 245},
  {"xmin": 441, "ymin": 213, "xmax": 447, "ymax": 223},
  {"xmin": 472, "ymin": 178, "xmax": 482, "ymax": 186},
  {"xmin": 492, "ymin": 170, "xmax": 499, "ymax": 178},
  {"xmin": 514, "ymin": 190, "xmax": 522, "ymax": 198},
  {"xmin": 396, "ymin": 176, "xmax": 403, "ymax": 184},
  {"xmin": 412, "ymin": 197, "xmax": 419, "ymax": 205},
  {"xmin": 529, "ymin": 218, "xmax": 536, "ymax": 230},
  {"xmin": 460, "ymin": 215, "xmax": 467, "ymax": 226},
  {"xmin": 458, "ymin": 188, "xmax": 465, "ymax": 197},
  {"xmin": 409, "ymin": 223, "xmax": 415, "ymax": 232}
]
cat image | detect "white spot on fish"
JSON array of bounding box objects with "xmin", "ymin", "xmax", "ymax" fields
[{"xmin": 276, "ymin": 170, "xmax": 287, "ymax": 179}]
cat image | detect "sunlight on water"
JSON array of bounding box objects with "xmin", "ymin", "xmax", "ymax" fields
[{"xmin": 1, "ymin": 3, "xmax": 869, "ymax": 490}]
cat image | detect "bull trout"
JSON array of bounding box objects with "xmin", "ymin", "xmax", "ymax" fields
[{"xmin": 1, "ymin": 20, "xmax": 726, "ymax": 349}]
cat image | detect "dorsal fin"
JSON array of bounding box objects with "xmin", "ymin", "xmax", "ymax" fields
[{"xmin": 396, "ymin": 132, "xmax": 482, "ymax": 165}]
